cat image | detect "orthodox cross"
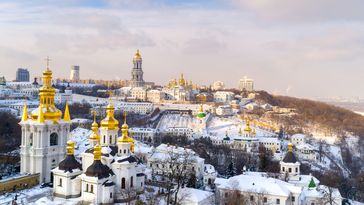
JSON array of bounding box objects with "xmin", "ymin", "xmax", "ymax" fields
[{"xmin": 45, "ymin": 56, "xmax": 51, "ymax": 70}]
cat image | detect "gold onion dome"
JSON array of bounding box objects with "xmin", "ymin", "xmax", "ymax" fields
[
  {"xmin": 31, "ymin": 66, "xmax": 62, "ymax": 121},
  {"xmin": 100, "ymin": 98, "xmax": 119, "ymax": 130},
  {"xmin": 179, "ymin": 73, "xmax": 186, "ymax": 86},
  {"xmin": 89, "ymin": 112, "xmax": 100, "ymax": 141},
  {"xmin": 58, "ymin": 141, "xmax": 82, "ymax": 172},
  {"xmin": 118, "ymin": 112, "xmax": 135, "ymax": 152},
  {"xmin": 244, "ymin": 120, "xmax": 252, "ymax": 133},
  {"xmin": 121, "ymin": 112, "xmax": 129, "ymax": 130},
  {"xmin": 133, "ymin": 49, "xmax": 142, "ymax": 60}
]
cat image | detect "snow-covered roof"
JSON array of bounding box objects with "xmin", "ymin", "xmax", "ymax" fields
[
  {"xmin": 215, "ymin": 174, "xmax": 302, "ymax": 197},
  {"xmin": 259, "ymin": 137, "xmax": 280, "ymax": 143},
  {"xmin": 296, "ymin": 143, "xmax": 316, "ymax": 151},
  {"xmin": 301, "ymin": 185, "xmax": 341, "ymax": 199},
  {"xmin": 177, "ymin": 188, "xmax": 213, "ymax": 203},
  {"xmin": 149, "ymin": 144, "xmax": 204, "ymax": 163},
  {"xmin": 291, "ymin": 133, "xmax": 306, "ymax": 139},
  {"xmin": 204, "ymin": 164, "xmax": 217, "ymax": 174},
  {"xmin": 71, "ymin": 118, "xmax": 92, "ymax": 123},
  {"xmin": 134, "ymin": 141, "xmax": 153, "ymax": 155}
]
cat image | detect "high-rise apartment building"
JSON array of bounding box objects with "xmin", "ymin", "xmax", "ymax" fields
[
  {"xmin": 16, "ymin": 68, "xmax": 30, "ymax": 82},
  {"xmin": 70, "ymin": 65, "xmax": 80, "ymax": 81},
  {"xmin": 238, "ymin": 76, "xmax": 254, "ymax": 92}
]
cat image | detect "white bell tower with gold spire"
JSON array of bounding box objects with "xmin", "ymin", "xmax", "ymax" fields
[
  {"xmin": 130, "ymin": 49, "xmax": 145, "ymax": 87},
  {"xmin": 19, "ymin": 58, "xmax": 71, "ymax": 183}
]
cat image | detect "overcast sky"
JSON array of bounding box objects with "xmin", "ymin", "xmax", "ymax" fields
[{"xmin": 1, "ymin": 0, "xmax": 364, "ymax": 99}]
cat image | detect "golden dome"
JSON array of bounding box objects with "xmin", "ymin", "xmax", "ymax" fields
[
  {"xmin": 93, "ymin": 144, "xmax": 102, "ymax": 160},
  {"xmin": 66, "ymin": 141, "xmax": 75, "ymax": 155},
  {"xmin": 118, "ymin": 112, "xmax": 135, "ymax": 152},
  {"xmin": 31, "ymin": 68, "xmax": 62, "ymax": 121},
  {"xmin": 100, "ymin": 100, "xmax": 119, "ymax": 130},
  {"xmin": 89, "ymin": 111, "xmax": 100, "ymax": 141},
  {"xmin": 133, "ymin": 49, "xmax": 142, "ymax": 60},
  {"xmin": 179, "ymin": 73, "xmax": 186, "ymax": 86},
  {"xmin": 244, "ymin": 120, "xmax": 252, "ymax": 133}
]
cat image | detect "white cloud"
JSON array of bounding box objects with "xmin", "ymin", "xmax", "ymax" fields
[
  {"xmin": 0, "ymin": 1, "xmax": 364, "ymax": 98},
  {"xmin": 229, "ymin": 0, "xmax": 364, "ymax": 23}
]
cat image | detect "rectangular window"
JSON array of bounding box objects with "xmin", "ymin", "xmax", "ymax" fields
[
  {"xmin": 276, "ymin": 199, "xmax": 280, "ymax": 204},
  {"xmin": 59, "ymin": 178, "xmax": 62, "ymax": 187},
  {"xmin": 288, "ymin": 168, "xmax": 292, "ymax": 173},
  {"xmin": 292, "ymin": 196, "xmax": 295, "ymax": 202},
  {"xmin": 110, "ymin": 192, "xmax": 112, "ymax": 198},
  {"xmin": 90, "ymin": 184, "xmax": 93, "ymax": 193},
  {"xmin": 250, "ymin": 195, "xmax": 254, "ymax": 201},
  {"xmin": 86, "ymin": 184, "xmax": 89, "ymax": 192},
  {"xmin": 264, "ymin": 197, "xmax": 267, "ymax": 203}
]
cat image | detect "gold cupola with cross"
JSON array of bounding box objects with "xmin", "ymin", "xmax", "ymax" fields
[
  {"xmin": 118, "ymin": 112, "xmax": 135, "ymax": 152},
  {"xmin": 100, "ymin": 91, "xmax": 119, "ymax": 130},
  {"xmin": 31, "ymin": 57, "xmax": 62, "ymax": 122},
  {"xmin": 89, "ymin": 111, "xmax": 100, "ymax": 146}
]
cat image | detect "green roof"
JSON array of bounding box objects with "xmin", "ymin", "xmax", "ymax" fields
[
  {"xmin": 196, "ymin": 112, "xmax": 206, "ymax": 118},
  {"xmin": 308, "ymin": 177, "xmax": 316, "ymax": 188},
  {"xmin": 223, "ymin": 136, "xmax": 230, "ymax": 141}
]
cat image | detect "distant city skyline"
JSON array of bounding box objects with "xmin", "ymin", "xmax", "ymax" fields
[{"xmin": 1, "ymin": 0, "xmax": 364, "ymax": 99}]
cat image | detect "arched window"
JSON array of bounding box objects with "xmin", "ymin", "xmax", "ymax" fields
[
  {"xmin": 121, "ymin": 178, "xmax": 126, "ymax": 189},
  {"xmin": 130, "ymin": 176, "xmax": 133, "ymax": 188},
  {"xmin": 50, "ymin": 133, "xmax": 58, "ymax": 146},
  {"xmin": 109, "ymin": 135, "xmax": 112, "ymax": 143}
]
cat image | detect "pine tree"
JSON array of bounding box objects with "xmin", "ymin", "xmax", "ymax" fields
[
  {"xmin": 187, "ymin": 173, "xmax": 196, "ymax": 188},
  {"xmin": 226, "ymin": 161, "xmax": 235, "ymax": 178}
]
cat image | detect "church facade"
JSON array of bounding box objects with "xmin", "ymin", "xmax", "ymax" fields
[
  {"xmin": 19, "ymin": 67, "xmax": 71, "ymax": 183},
  {"xmin": 19, "ymin": 66, "xmax": 146, "ymax": 203},
  {"xmin": 52, "ymin": 101, "xmax": 146, "ymax": 203}
]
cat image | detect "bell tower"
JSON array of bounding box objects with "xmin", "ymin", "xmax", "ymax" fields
[
  {"xmin": 99, "ymin": 94, "xmax": 119, "ymax": 147},
  {"xmin": 130, "ymin": 49, "xmax": 145, "ymax": 87},
  {"xmin": 19, "ymin": 58, "xmax": 71, "ymax": 183}
]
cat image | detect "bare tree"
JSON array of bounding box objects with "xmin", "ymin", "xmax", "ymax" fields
[
  {"xmin": 319, "ymin": 186, "xmax": 341, "ymax": 205},
  {"xmin": 117, "ymin": 181, "xmax": 136, "ymax": 205},
  {"xmin": 144, "ymin": 187, "xmax": 161, "ymax": 205},
  {"xmin": 150, "ymin": 146, "xmax": 196, "ymax": 205},
  {"xmin": 220, "ymin": 180, "xmax": 249, "ymax": 205}
]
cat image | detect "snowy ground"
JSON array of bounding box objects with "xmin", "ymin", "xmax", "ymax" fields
[
  {"xmin": 207, "ymin": 116, "xmax": 275, "ymax": 137},
  {"xmin": 157, "ymin": 113, "xmax": 200, "ymax": 131},
  {"xmin": 70, "ymin": 127, "xmax": 92, "ymax": 157},
  {"xmin": 0, "ymin": 185, "xmax": 52, "ymax": 205},
  {"xmin": 311, "ymin": 131, "xmax": 339, "ymax": 145},
  {"xmin": 350, "ymin": 200, "xmax": 364, "ymax": 205}
]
